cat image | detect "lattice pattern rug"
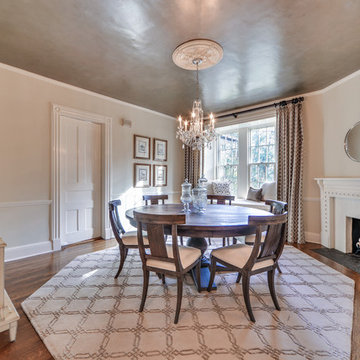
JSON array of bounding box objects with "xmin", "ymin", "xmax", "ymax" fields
[{"xmin": 22, "ymin": 243, "xmax": 354, "ymax": 359}]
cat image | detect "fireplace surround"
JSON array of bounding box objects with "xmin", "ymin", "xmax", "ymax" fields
[{"xmin": 316, "ymin": 178, "xmax": 360, "ymax": 253}]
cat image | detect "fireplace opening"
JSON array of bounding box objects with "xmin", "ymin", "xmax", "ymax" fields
[{"xmin": 352, "ymin": 218, "xmax": 360, "ymax": 255}]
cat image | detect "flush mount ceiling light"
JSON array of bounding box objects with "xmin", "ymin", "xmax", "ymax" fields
[{"xmin": 173, "ymin": 39, "xmax": 223, "ymax": 150}]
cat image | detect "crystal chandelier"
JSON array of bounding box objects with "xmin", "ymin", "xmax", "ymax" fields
[
  {"xmin": 172, "ymin": 39, "xmax": 223, "ymax": 151},
  {"xmin": 176, "ymin": 59, "xmax": 216, "ymax": 150}
]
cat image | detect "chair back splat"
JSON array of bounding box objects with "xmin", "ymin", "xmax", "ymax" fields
[
  {"xmin": 143, "ymin": 194, "xmax": 168, "ymax": 205},
  {"xmin": 207, "ymin": 194, "xmax": 235, "ymax": 205},
  {"xmin": 134, "ymin": 212, "xmax": 186, "ymax": 274},
  {"xmin": 248, "ymin": 213, "xmax": 288, "ymax": 268}
]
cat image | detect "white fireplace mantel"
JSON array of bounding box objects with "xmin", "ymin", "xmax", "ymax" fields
[{"xmin": 315, "ymin": 178, "xmax": 360, "ymax": 252}]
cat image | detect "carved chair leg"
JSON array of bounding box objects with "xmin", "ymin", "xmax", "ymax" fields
[
  {"xmin": 115, "ymin": 245, "xmax": 128, "ymax": 279},
  {"xmin": 276, "ymin": 263, "xmax": 282, "ymax": 273},
  {"xmin": 268, "ymin": 269, "xmax": 280, "ymax": 310},
  {"xmin": 232, "ymin": 237, "xmax": 237, "ymax": 245},
  {"xmin": 222, "ymin": 238, "xmax": 226, "ymax": 247},
  {"xmin": 139, "ymin": 269, "xmax": 150, "ymax": 312},
  {"xmin": 161, "ymin": 274, "xmax": 166, "ymax": 284},
  {"xmin": 236, "ymin": 272, "xmax": 242, "ymax": 283},
  {"xmin": 180, "ymin": 236, "xmax": 184, "ymax": 246},
  {"xmin": 174, "ymin": 276, "xmax": 183, "ymax": 324},
  {"xmin": 207, "ymin": 256, "xmax": 217, "ymax": 292},
  {"xmin": 208, "ymin": 237, "xmax": 212, "ymax": 245},
  {"xmin": 242, "ymin": 274, "xmax": 255, "ymax": 322}
]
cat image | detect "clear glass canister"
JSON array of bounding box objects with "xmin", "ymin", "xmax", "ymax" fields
[
  {"xmin": 180, "ymin": 179, "xmax": 192, "ymax": 213},
  {"xmin": 192, "ymin": 179, "xmax": 207, "ymax": 213}
]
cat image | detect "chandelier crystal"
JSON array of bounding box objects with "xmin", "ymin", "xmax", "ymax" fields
[{"xmin": 176, "ymin": 59, "xmax": 216, "ymax": 150}]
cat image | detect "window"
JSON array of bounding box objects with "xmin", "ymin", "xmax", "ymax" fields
[
  {"xmin": 207, "ymin": 117, "xmax": 276, "ymax": 198},
  {"xmin": 217, "ymin": 132, "xmax": 238, "ymax": 195},
  {"xmin": 249, "ymin": 126, "xmax": 275, "ymax": 188}
]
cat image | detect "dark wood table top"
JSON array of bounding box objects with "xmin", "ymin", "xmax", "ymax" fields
[{"xmin": 125, "ymin": 203, "xmax": 273, "ymax": 237}]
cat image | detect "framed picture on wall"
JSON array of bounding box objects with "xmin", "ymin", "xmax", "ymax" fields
[
  {"xmin": 153, "ymin": 164, "xmax": 167, "ymax": 187},
  {"xmin": 134, "ymin": 163, "xmax": 151, "ymax": 187},
  {"xmin": 153, "ymin": 138, "xmax": 167, "ymax": 161},
  {"xmin": 134, "ymin": 134, "xmax": 150, "ymax": 159}
]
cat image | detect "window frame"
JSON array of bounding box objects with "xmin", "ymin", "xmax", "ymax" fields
[
  {"xmin": 247, "ymin": 124, "xmax": 276, "ymax": 189},
  {"xmin": 212, "ymin": 118, "xmax": 276, "ymax": 198}
]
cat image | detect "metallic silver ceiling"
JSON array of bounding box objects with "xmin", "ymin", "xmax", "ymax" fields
[{"xmin": 0, "ymin": 0, "xmax": 359, "ymax": 117}]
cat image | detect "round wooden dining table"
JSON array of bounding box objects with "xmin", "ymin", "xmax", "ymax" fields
[{"xmin": 125, "ymin": 203, "xmax": 273, "ymax": 291}]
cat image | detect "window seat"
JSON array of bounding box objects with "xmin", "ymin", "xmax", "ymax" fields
[{"xmin": 232, "ymin": 199, "xmax": 270, "ymax": 211}]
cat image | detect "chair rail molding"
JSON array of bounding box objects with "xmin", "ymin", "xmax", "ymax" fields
[
  {"xmin": 315, "ymin": 178, "xmax": 360, "ymax": 251},
  {"xmin": 0, "ymin": 200, "xmax": 52, "ymax": 208},
  {"xmin": 51, "ymin": 104, "xmax": 112, "ymax": 249}
]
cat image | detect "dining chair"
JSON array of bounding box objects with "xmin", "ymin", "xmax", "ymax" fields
[
  {"xmin": 245, "ymin": 200, "xmax": 288, "ymax": 273},
  {"xmin": 134, "ymin": 211, "xmax": 202, "ymax": 324},
  {"xmin": 207, "ymin": 212, "xmax": 288, "ymax": 322},
  {"xmin": 109, "ymin": 200, "xmax": 149, "ymax": 278},
  {"xmin": 143, "ymin": 194, "xmax": 168, "ymax": 205},
  {"xmin": 142, "ymin": 194, "xmax": 179, "ymax": 243},
  {"xmin": 207, "ymin": 194, "xmax": 235, "ymax": 246}
]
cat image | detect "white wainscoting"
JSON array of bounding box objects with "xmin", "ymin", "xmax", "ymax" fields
[{"xmin": 0, "ymin": 200, "xmax": 56, "ymax": 262}]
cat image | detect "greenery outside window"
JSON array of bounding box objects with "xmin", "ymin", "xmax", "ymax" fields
[
  {"xmin": 208, "ymin": 117, "xmax": 276, "ymax": 198},
  {"xmin": 249, "ymin": 126, "xmax": 276, "ymax": 188},
  {"xmin": 217, "ymin": 132, "xmax": 238, "ymax": 195}
]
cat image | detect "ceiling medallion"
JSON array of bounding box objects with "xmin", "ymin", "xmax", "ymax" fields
[
  {"xmin": 172, "ymin": 39, "xmax": 223, "ymax": 70},
  {"xmin": 173, "ymin": 39, "xmax": 222, "ymax": 151}
]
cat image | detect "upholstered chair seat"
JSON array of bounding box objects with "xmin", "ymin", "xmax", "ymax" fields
[
  {"xmin": 147, "ymin": 245, "xmax": 201, "ymax": 272},
  {"xmin": 211, "ymin": 244, "xmax": 274, "ymax": 271},
  {"xmin": 122, "ymin": 236, "xmax": 149, "ymax": 246}
]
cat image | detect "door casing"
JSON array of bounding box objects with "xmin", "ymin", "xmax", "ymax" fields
[{"xmin": 51, "ymin": 104, "xmax": 112, "ymax": 250}]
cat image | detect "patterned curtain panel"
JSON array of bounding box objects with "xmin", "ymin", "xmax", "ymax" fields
[
  {"xmin": 184, "ymin": 146, "xmax": 200, "ymax": 187},
  {"xmin": 276, "ymin": 100, "xmax": 305, "ymax": 244}
]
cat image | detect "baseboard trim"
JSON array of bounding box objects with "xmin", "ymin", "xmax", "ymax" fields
[
  {"xmin": 5, "ymin": 241, "xmax": 55, "ymax": 262},
  {"xmin": 305, "ymin": 231, "xmax": 321, "ymax": 244}
]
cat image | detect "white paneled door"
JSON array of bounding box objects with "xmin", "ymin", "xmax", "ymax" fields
[{"xmin": 60, "ymin": 115, "xmax": 101, "ymax": 246}]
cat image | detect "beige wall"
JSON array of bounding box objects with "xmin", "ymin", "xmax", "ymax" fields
[
  {"xmin": 0, "ymin": 64, "xmax": 183, "ymax": 259},
  {"xmin": 322, "ymin": 74, "xmax": 360, "ymax": 176},
  {"xmin": 302, "ymin": 71, "xmax": 360, "ymax": 242}
]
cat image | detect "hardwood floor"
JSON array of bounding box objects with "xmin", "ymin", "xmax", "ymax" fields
[{"xmin": 0, "ymin": 239, "xmax": 358, "ymax": 360}]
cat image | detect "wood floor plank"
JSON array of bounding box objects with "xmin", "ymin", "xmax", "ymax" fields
[{"xmin": 0, "ymin": 239, "xmax": 358, "ymax": 360}]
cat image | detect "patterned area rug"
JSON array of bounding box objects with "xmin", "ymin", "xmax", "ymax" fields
[{"xmin": 22, "ymin": 243, "xmax": 354, "ymax": 360}]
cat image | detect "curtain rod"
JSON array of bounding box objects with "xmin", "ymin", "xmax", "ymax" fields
[{"xmin": 215, "ymin": 96, "xmax": 304, "ymax": 120}]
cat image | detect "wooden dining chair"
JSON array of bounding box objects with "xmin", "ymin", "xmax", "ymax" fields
[
  {"xmin": 143, "ymin": 194, "xmax": 168, "ymax": 205},
  {"xmin": 207, "ymin": 212, "xmax": 288, "ymax": 322},
  {"xmin": 109, "ymin": 200, "xmax": 149, "ymax": 278},
  {"xmin": 134, "ymin": 211, "xmax": 202, "ymax": 324},
  {"xmin": 207, "ymin": 195, "xmax": 235, "ymax": 246},
  {"xmin": 245, "ymin": 200, "xmax": 288, "ymax": 273},
  {"xmin": 142, "ymin": 194, "xmax": 178, "ymax": 243}
]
